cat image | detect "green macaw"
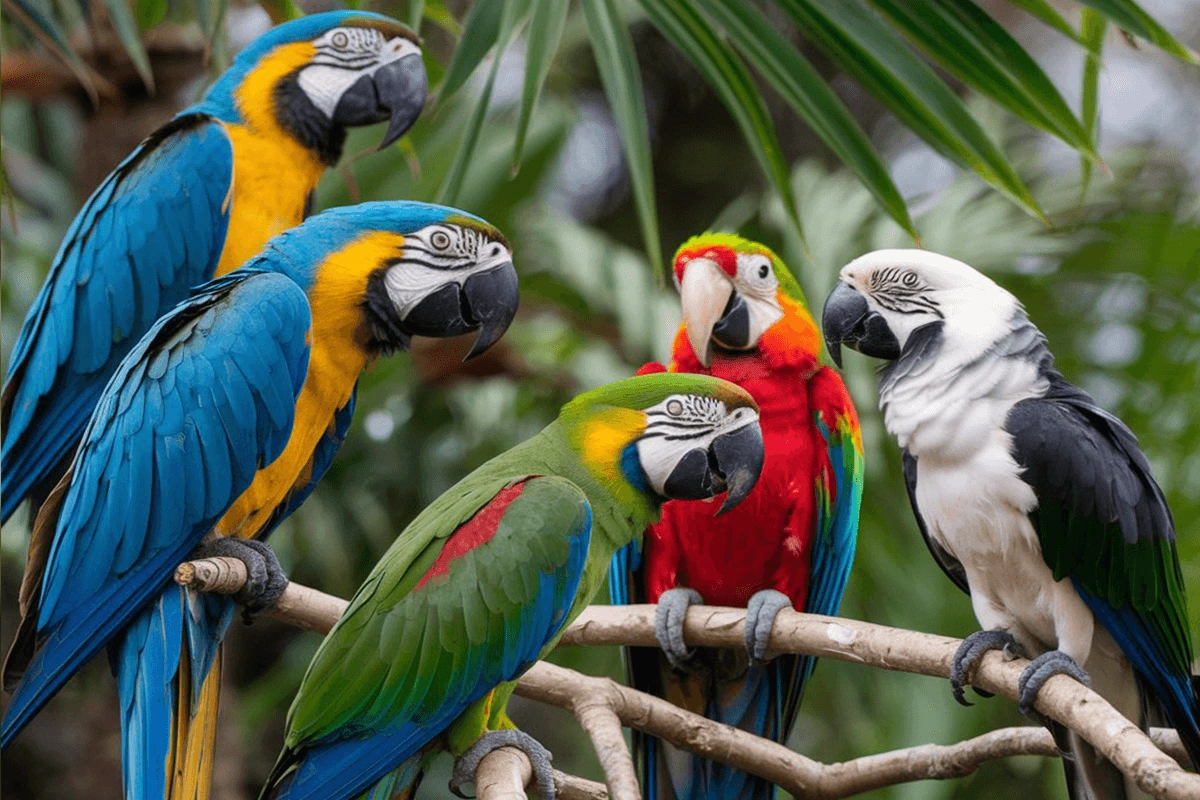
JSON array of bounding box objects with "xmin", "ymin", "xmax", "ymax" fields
[{"xmin": 260, "ymin": 373, "xmax": 765, "ymax": 800}]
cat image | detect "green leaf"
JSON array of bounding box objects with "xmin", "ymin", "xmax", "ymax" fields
[
  {"xmin": 438, "ymin": 0, "xmax": 504, "ymax": 102},
  {"xmin": 777, "ymin": 0, "xmax": 1044, "ymax": 221},
  {"xmin": 1080, "ymin": 9, "xmax": 1107, "ymax": 195},
  {"xmin": 868, "ymin": 0, "xmax": 1096, "ymax": 158},
  {"xmin": 640, "ymin": 0, "xmax": 804, "ymax": 243},
  {"xmin": 513, "ymin": 0, "xmax": 570, "ymax": 172},
  {"xmin": 1074, "ymin": 0, "xmax": 1197, "ymax": 64},
  {"xmin": 437, "ymin": 0, "xmax": 530, "ymax": 205},
  {"xmin": 423, "ymin": 0, "xmax": 463, "ymax": 38},
  {"xmin": 193, "ymin": 0, "xmax": 228, "ymax": 51},
  {"xmin": 583, "ymin": 0, "xmax": 663, "ymax": 280},
  {"xmin": 134, "ymin": 0, "xmax": 164, "ymax": 28},
  {"xmin": 694, "ymin": 0, "xmax": 916, "ymax": 240},
  {"xmin": 1005, "ymin": 0, "xmax": 1083, "ymax": 44},
  {"xmin": 2, "ymin": 0, "xmax": 100, "ymax": 104},
  {"xmin": 102, "ymin": 0, "xmax": 155, "ymax": 91},
  {"xmin": 258, "ymin": 0, "xmax": 301, "ymax": 23},
  {"xmin": 407, "ymin": 0, "xmax": 424, "ymax": 31}
]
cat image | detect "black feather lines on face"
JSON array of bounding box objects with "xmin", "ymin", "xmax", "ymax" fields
[
  {"xmin": 274, "ymin": 73, "xmax": 348, "ymax": 166},
  {"xmin": 362, "ymin": 268, "xmax": 410, "ymax": 356},
  {"xmin": 869, "ymin": 267, "xmax": 943, "ymax": 318}
]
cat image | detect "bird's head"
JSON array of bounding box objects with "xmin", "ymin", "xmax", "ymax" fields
[
  {"xmin": 671, "ymin": 233, "xmax": 812, "ymax": 368},
  {"xmin": 201, "ymin": 11, "xmax": 427, "ymax": 163},
  {"xmin": 562, "ymin": 374, "xmax": 764, "ymax": 514},
  {"xmin": 261, "ymin": 201, "xmax": 518, "ymax": 359},
  {"xmin": 822, "ymin": 249, "xmax": 1020, "ymax": 368}
]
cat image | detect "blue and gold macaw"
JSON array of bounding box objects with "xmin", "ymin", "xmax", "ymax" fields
[
  {"xmin": 0, "ymin": 201, "xmax": 519, "ymax": 800},
  {"xmin": 1, "ymin": 10, "xmax": 428, "ymax": 523}
]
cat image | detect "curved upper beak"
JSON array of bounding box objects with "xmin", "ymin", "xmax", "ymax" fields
[
  {"xmin": 679, "ymin": 258, "xmax": 735, "ymax": 368},
  {"xmin": 333, "ymin": 49, "xmax": 428, "ymax": 150},
  {"xmin": 821, "ymin": 280, "xmax": 900, "ymax": 367},
  {"xmin": 661, "ymin": 414, "xmax": 764, "ymax": 514},
  {"xmin": 399, "ymin": 259, "xmax": 519, "ymax": 360}
]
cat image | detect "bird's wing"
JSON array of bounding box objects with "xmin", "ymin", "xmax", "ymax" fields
[
  {"xmin": 264, "ymin": 476, "xmax": 593, "ymax": 800},
  {"xmin": 1, "ymin": 114, "xmax": 234, "ymax": 521},
  {"xmin": 784, "ymin": 366, "xmax": 866, "ymax": 714},
  {"xmin": 0, "ymin": 270, "xmax": 311, "ymax": 744},
  {"xmin": 1007, "ymin": 381, "xmax": 1198, "ymax": 762},
  {"xmin": 901, "ymin": 449, "xmax": 970, "ymax": 595}
]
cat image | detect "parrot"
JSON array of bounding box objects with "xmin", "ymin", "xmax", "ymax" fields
[
  {"xmin": 607, "ymin": 233, "xmax": 864, "ymax": 800},
  {"xmin": 822, "ymin": 249, "xmax": 1199, "ymax": 799},
  {"xmin": 1, "ymin": 10, "xmax": 429, "ymax": 524},
  {"xmin": 0, "ymin": 201, "xmax": 520, "ymax": 800},
  {"xmin": 257, "ymin": 372, "xmax": 766, "ymax": 800}
]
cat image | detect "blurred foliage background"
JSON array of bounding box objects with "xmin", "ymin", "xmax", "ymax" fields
[{"xmin": 2, "ymin": 0, "xmax": 1199, "ymax": 798}]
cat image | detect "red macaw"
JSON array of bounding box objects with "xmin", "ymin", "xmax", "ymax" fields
[{"xmin": 610, "ymin": 233, "xmax": 864, "ymax": 800}]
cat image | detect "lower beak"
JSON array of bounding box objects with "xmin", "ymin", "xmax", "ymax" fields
[
  {"xmin": 661, "ymin": 420, "xmax": 765, "ymax": 514},
  {"xmin": 399, "ymin": 261, "xmax": 519, "ymax": 360},
  {"xmin": 679, "ymin": 259, "xmax": 734, "ymax": 368},
  {"xmin": 333, "ymin": 53, "xmax": 428, "ymax": 150},
  {"xmin": 821, "ymin": 280, "xmax": 900, "ymax": 367}
]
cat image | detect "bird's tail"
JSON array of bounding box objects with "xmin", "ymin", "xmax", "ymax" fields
[
  {"xmin": 112, "ymin": 584, "xmax": 235, "ymax": 800},
  {"xmin": 637, "ymin": 651, "xmax": 802, "ymax": 800}
]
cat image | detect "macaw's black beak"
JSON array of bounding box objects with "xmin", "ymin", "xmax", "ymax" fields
[
  {"xmin": 401, "ymin": 261, "xmax": 519, "ymax": 361},
  {"xmin": 662, "ymin": 420, "xmax": 765, "ymax": 514},
  {"xmin": 333, "ymin": 52, "xmax": 428, "ymax": 150},
  {"xmin": 821, "ymin": 280, "xmax": 900, "ymax": 368}
]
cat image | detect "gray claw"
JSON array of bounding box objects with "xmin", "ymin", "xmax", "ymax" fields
[
  {"xmin": 950, "ymin": 630, "xmax": 1023, "ymax": 706},
  {"xmin": 450, "ymin": 729, "xmax": 555, "ymax": 799},
  {"xmin": 192, "ymin": 538, "xmax": 289, "ymax": 623},
  {"xmin": 655, "ymin": 588, "xmax": 704, "ymax": 671},
  {"xmin": 744, "ymin": 589, "xmax": 791, "ymax": 664},
  {"xmin": 1018, "ymin": 650, "xmax": 1091, "ymax": 723}
]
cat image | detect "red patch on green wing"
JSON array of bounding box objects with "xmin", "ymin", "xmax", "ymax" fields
[{"xmin": 415, "ymin": 482, "xmax": 527, "ymax": 590}]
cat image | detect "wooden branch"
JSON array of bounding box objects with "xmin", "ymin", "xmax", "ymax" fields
[
  {"xmin": 559, "ymin": 605, "xmax": 1199, "ymax": 800},
  {"xmin": 176, "ymin": 560, "xmax": 1197, "ymax": 800}
]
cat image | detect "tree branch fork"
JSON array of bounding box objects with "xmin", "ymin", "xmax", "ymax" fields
[{"xmin": 175, "ymin": 557, "xmax": 1196, "ymax": 799}]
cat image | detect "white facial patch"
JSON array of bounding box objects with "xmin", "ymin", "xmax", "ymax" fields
[
  {"xmin": 383, "ymin": 223, "xmax": 510, "ymax": 319},
  {"xmin": 635, "ymin": 394, "xmax": 759, "ymax": 494},
  {"xmin": 297, "ymin": 28, "xmax": 422, "ymax": 117},
  {"xmin": 734, "ymin": 253, "xmax": 783, "ymax": 345}
]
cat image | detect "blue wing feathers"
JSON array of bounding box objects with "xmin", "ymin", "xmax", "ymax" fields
[
  {"xmin": 0, "ymin": 270, "xmax": 312, "ymax": 748},
  {"xmin": 1, "ymin": 114, "xmax": 234, "ymax": 522}
]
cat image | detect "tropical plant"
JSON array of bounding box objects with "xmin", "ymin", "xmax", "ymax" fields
[{"xmin": 5, "ymin": 0, "xmax": 1198, "ymax": 278}]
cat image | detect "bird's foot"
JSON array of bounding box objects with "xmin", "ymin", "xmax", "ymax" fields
[
  {"xmin": 191, "ymin": 538, "xmax": 288, "ymax": 623},
  {"xmin": 655, "ymin": 588, "xmax": 705, "ymax": 671},
  {"xmin": 950, "ymin": 630, "xmax": 1024, "ymax": 706},
  {"xmin": 744, "ymin": 589, "xmax": 791, "ymax": 665},
  {"xmin": 450, "ymin": 729, "xmax": 555, "ymax": 800},
  {"xmin": 1018, "ymin": 650, "xmax": 1091, "ymax": 725}
]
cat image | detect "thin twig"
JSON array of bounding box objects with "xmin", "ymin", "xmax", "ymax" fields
[{"xmin": 176, "ymin": 560, "xmax": 1197, "ymax": 800}]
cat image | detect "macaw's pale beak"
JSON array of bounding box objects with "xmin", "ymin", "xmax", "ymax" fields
[
  {"xmin": 401, "ymin": 260, "xmax": 519, "ymax": 361},
  {"xmin": 333, "ymin": 50, "xmax": 428, "ymax": 151},
  {"xmin": 821, "ymin": 280, "xmax": 900, "ymax": 368},
  {"xmin": 679, "ymin": 258, "xmax": 735, "ymax": 368},
  {"xmin": 661, "ymin": 416, "xmax": 764, "ymax": 514}
]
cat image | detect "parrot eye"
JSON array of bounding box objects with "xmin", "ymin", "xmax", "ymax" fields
[
  {"xmin": 331, "ymin": 31, "xmax": 349, "ymax": 49},
  {"xmin": 902, "ymin": 271, "xmax": 919, "ymax": 287},
  {"xmin": 666, "ymin": 399, "xmax": 684, "ymax": 417},
  {"xmin": 758, "ymin": 264, "xmax": 769, "ymax": 279},
  {"xmin": 431, "ymin": 231, "xmax": 452, "ymax": 250}
]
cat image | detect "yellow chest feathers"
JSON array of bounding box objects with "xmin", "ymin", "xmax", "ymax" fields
[
  {"xmin": 215, "ymin": 42, "xmax": 328, "ymax": 278},
  {"xmin": 215, "ymin": 232, "xmax": 407, "ymax": 539}
]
